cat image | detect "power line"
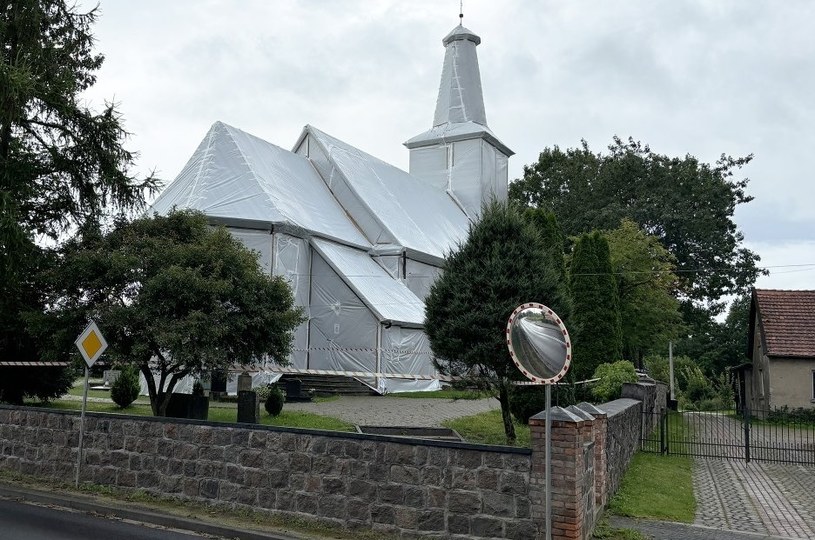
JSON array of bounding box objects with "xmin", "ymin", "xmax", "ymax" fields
[{"xmin": 571, "ymin": 262, "xmax": 815, "ymax": 277}]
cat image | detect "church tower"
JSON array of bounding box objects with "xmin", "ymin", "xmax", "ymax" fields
[{"xmin": 405, "ymin": 23, "xmax": 513, "ymax": 218}]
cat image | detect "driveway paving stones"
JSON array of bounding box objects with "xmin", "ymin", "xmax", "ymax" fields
[
  {"xmin": 285, "ymin": 395, "xmax": 500, "ymax": 427},
  {"xmin": 608, "ymin": 516, "xmax": 802, "ymax": 540},
  {"xmin": 694, "ymin": 460, "xmax": 815, "ymax": 539},
  {"xmin": 613, "ymin": 460, "xmax": 815, "ymax": 540}
]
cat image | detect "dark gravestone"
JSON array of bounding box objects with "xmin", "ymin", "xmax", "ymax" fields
[
  {"xmin": 285, "ymin": 378, "xmax": 302, "ymax": 399},
  {"xmin": 237, "ymin": 390, "xmax": 259, "ymax": 424},
  {"xmin": 210, "ymin": 370, "xmax": 227, "ymax": 392},
  {"xmin": 165, "ymin": 393, "xmax": 209, "ymax": 420}
]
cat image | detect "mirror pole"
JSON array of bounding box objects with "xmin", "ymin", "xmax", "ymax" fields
[{"xmin": 545, "ymin": 383, "xmax": 552, "ymax": 540}]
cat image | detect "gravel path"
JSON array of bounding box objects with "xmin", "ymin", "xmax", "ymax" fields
[
  {"xmin": 284, "ymin": 395, "xmax": 500, "ymax": 427},
  {"xmin": 58, "ymin": 393, "xmax": 501, "ymax": 428}
]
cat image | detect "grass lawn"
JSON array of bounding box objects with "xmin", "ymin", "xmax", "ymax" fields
[
  {"xmin": 607, "ymin": 411, "xmax": 696, "ymax": 522},
  {"xmin": 67, "ymin": 384, "xmax": 116, "ymax": 400},
  {"xmin": 391, "ymin": 389, "xmax": 490, "ymax": 400},
  {"xmin": 592, "ymin": 520, "xmax": 650, "ymax": 540},
  {"xmin": 32, "ymin": 399, "xmax": 355, "ymax": 432},
  {"xmin": 607, "ymin": 452, "xmax": 695, "ymax": 522},
  {"xmin": 443, "ymin": 408, "xmax": 530, "ymax": 447}
]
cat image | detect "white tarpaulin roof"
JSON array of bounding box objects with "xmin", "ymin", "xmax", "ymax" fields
[
  {"xmin": 150, "ymin": 121, "xmax": 370, "ymax": 248},
  {"xmin": 311, "ymin": 238, "xmax": 425, "ymax": 326},
  {"xmin": 306, "ymin": 126, "xmax": 470, "ymax": 260}
]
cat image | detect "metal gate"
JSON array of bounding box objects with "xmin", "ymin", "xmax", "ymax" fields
[{"xmin": 641, "ymin": 408, "xmax": 815, "ymax": 465}]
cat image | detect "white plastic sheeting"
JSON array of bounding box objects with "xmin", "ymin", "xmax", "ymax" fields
[
  {"xmin": 138, "ymin": 371, "xmax": 281, "ymax": 397},
  {"xmin": 150, "ymin": 121, "xmax": 369, "ymax": 249},
  {"xmin": 308, "ymin": 248, "xmax": 377, "ymax": 373},
  {"xmin": 312, "ymin": 238, "xmax": 425, "ymax": 325},
  {"xmin": 408, "ymin": 138, "xmax": 511, "ymax": 220},
  {"xmin": 231, "ymin": 228, "xmax": 273, "ymax": 273},
  {"xmin": 305, "ymin": 127, "xmax": 470, "ymax": 260},
  {"xmin": 380, "ymin": 325, "xmax": 438, "ymax": 393},
  {"xmin": 405, "ymin": 258, "xmax": 443, "ymax": 301},
  {"xmin": 405, "ymin": 24, "xmax": 512, "ymax": 219},
  {"xmin": 272, "ymin": 232, "xmax": 310, "ymax": 368}
]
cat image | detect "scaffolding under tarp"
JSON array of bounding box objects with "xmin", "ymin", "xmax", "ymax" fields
[{"xmin": 147, "ymin": 23, "xmax": 510, "ymax": 393}]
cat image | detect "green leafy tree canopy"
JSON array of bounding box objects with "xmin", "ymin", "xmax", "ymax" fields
[
  {"xmin": 31, "ymin": 210, "xmax": 304, "ymax": 416},
  {"xmin": 509, "ymin": 137, "xmax": 763, "ymax": 314},
  {"xmin": 603, "ymin": 219, "xmax": 683, "ymax": 363}
]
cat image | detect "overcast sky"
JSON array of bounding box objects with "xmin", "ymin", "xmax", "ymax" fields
[{"xmin": 79, "ymin": 0, "xmax": 815, "ymax": 291}]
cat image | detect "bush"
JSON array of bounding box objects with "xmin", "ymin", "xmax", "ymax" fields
[
  {"xmin": 681, "ymin": 364, "xmax": 715, "ymax": 403},
  {"xmin": 264, "ymin": 385, "xmax": 284, "ymax": 417},
  {"xmin": 697, "ymin": 398, "xmax": 725, "ymax": 411},
  {"xmin": 255, "ymin": 384, "xmax": 271, "ymax": 401},
  {"xmin": 509, "ymin": 386, "xmax": 547, "ymax": 424},
  {"xmin": 643, "ymin": 354, "xmax": 695, "ymax": 389},
  {"xmin": 111, "ymin": 366, "xmax": 140, "ymax": 408},
  {"xmin": 591, "ymin": 361, "xmax": 638, "ymax": 402},
  {"xmin": 767, "ymin": 406, "xmax": 815, "ymax": 425}
]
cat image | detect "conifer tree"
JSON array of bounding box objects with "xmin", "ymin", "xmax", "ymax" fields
[
  {"xmin": 425, "ymin": 201, "xmax": 565, "ymax": 444},
  {"xmin": 569, "ymin": 232, "xmax": 623, "ymax": 381},
  {"xmin": 1, "ymin": 1, "xmax": 157, "ymax": 402}
]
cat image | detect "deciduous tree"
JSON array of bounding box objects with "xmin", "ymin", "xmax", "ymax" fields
[
  {"xmin": 603, "ymin": 219, "xmax": 683, "ymax": 363},
  {"xmin": 509, "ymin": 137, "xmax": 762, "ymax": 314},
  {"xmin": 32, "ymin": 210, "xmax": 304, "ymax": 416}
]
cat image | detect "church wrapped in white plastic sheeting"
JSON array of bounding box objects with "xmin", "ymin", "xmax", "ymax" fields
[{"xmin": 149, "ymin": 23, "xmax": 513, "ymax": 393}]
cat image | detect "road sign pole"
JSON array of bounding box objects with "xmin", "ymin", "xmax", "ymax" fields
[
  {"xmin": 75, "ymin": 366, "xmax": 89, "ymax": 488},
  {"xmin": 545, "ymin": 383, "xmax": 552, "ymax": 540}
]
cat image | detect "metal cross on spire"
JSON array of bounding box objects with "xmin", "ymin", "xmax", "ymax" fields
[{"xmin": 459, "ymin": 0, "xmax": 464, "ymax": 25}]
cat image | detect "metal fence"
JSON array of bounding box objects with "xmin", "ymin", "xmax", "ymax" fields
[{"xmin": 641, "ymin": 408, "xmax": 815, "ymax": 465}]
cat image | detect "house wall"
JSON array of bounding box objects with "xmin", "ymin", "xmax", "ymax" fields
[
  {"xmin": 751, "ymin": 316, "xmax": 772, "ymax": 413},
  {"xmin": 768, "ymin": 357, "xmax": 815, "ymax": 410}
]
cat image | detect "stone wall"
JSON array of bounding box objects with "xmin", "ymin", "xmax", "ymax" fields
[
  {"xmin": 600, "ymin": 398, "xmax": 642, "ymax": 497},
  {"xmin": 0, "ymin": 406, "xmax": 536, "ymax": 540},
  {"xmin": 0, "ymin": 381, "xmax": 665, "ymax": 540}
]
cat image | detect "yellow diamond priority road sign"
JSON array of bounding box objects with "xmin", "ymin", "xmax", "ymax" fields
[{"xmin": 75, "ymin": 321, "xmax": 108, "ymax": 368}]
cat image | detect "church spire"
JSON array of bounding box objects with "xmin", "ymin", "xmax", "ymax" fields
[
  {"xmin": 405, "ymin": 22, "xmax": 512, "ymax": 219},
  {"xmin": 433, "ymin": 24, "xmax": 486, "ymax": 127}
]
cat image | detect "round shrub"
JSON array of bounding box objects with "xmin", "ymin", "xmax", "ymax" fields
[
  {"xmin": 111, "ymin": 366, "xmax": 140, "ymax": 408},
  {"xmin": 590, "ymin": 360, "xmax": 638, "ymax": 403},
  {"xmin": 509, "ymin": 386, "xmax": 547, "ymax": 424},
  {"xmin": 264, "ymin": 385, "xmax": 284, "ymax": 417}
]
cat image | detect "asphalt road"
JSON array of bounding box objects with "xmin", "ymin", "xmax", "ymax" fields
[{"xmin": 0, "ymin": 498, "xmax": 212, "ymax": 540}]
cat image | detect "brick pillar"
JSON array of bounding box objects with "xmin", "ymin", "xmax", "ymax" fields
[
  {"xmin": 529, "ymin": 406, "xmax": 596, "ymax": 540},
  {"xmin": 577, "ymin": 402, "xmax": 608, "ymax": 510}
]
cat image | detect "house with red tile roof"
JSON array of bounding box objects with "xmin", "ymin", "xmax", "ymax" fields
[{"xmin": 734, "ymin": 289, "xmax": 815, "ymax": 415}]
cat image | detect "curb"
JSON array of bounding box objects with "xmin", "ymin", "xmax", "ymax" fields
[
  {"xmin": 0, "ymin": 482, "xmax": 303, "ymax": 540},
  {"xmin": 609, "ymin": 516, "xmax": 800, "ymax": 540}
]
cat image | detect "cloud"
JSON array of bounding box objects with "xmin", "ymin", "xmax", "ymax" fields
[
  {"xmin": 76, "ymin": 0, "xmax": 815, "ymax": 247},
  {"xmin": 748, "ymin": 240, "xmax": 815, "ymax": 290}
]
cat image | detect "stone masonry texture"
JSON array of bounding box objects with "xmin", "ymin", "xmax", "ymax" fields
[
  {"xmin": 0, "ymin": 382, "xmax": 662, "ymax": 540},
  {"xmin": 0, "ymin": 406, "xmax": 536, "ymax": 540}
]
